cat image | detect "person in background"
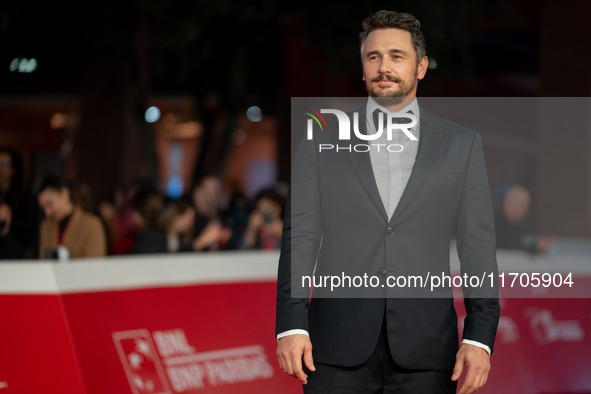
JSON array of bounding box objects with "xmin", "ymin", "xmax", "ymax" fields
[
  {"xmin": 127, "ymin": 188, "xmax": 167, "ymax": 254},
  {"xmin": 162, "ymin": 200, "xmax": 195, "ymax": 252},
  {"xmin": 241, "ymin": 187, "xmax": 284, "ymax": 249},
  {"xmin": 191, "ymin": 175, "xmax": 232, "ymax": 251},
  {"xmin": 495, "ymin": 184, "xmax": 556, "ymax": 253},
  {"xmin": 0, "ymin": 148, "xmax": 39, "ymax": 259},
  {"xmin": 0, "ymin": 202, "xmax": 20, "ymax": 259},
  {"xmin": 99, "ymin": 184, "xmax": 139, "ymax": 255},
  {"xmin": 223, "ymin": 183, "xmax": 250, "ymax": 245},
  {"xmin": 38, "ymin": 175, "xmax": 106, "ymax": 260},
  {"xmin": 70, "ymin": 181, "xmax": 96, "ymax": 214}
]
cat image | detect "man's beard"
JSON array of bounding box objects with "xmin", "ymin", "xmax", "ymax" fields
[{"xmin": 366, "ymin": 71, "xmax": 417, "ymax": 107}]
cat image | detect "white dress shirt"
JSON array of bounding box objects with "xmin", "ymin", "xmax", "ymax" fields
[
  {"xmin": 366, "ymin": 98, "xmax": 420, "ymax": 219},
  {"xmin": 278, "ymin": 98, "xmax": 491, "ymax": 356}
]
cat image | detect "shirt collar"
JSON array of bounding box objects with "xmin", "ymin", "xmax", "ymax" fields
[{"xmin": 366, "ymin": 97, "xmax": 420, "ymax": 136}]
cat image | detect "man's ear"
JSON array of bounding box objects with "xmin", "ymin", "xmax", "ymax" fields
[{"xmin": 417, "ymin": 56, "xmax": 429, "ymax": 80}]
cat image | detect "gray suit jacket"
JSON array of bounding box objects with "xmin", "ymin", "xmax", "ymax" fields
[{"xmin": 276, "ymin": 107, "xmax": 500, "ymax": 370}]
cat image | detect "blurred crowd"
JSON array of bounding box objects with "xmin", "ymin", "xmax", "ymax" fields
[
  {"xmin": 0, "ymin": 148, "xmax": 286, "ymax": 261},
  {"xmin": 1, "ymin": 147, "xmax": 556, "ymax": 261}
]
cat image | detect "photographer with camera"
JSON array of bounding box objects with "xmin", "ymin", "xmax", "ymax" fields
[{"xmin": 241, "ymin": 187, "xmax": 284, "ymax": 250}]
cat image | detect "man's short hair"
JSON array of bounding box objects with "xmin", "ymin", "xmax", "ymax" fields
[{"xmin": 359, "ymin": 10, "xmax": 426, "ymax": 64}]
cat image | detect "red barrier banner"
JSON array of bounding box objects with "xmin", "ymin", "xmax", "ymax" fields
[
  {"xmin": 63, "ymin": 282, "xmax": 297, "ymax": 394},
  {"xmin": 0, "ymin": 252, "xmax": 301, "ymax": 394}
]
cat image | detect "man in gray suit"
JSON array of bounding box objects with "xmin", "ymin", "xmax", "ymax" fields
[{"xmin": 276, "ymin": 10, "xmax": 500, "ymax": 393}]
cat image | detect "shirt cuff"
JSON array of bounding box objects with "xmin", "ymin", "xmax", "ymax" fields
[
  {"xmin": 462, "ymin": 339, "xmax": 491, "ymax": 356},
  {"xmin": 277, "ymin": 329, "xmax": 309, "ymax": 340}
]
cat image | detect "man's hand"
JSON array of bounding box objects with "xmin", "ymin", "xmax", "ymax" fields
[
  {"xmin": 451, "ymin": 343, "xmax": 491, "ymax": 394},
  {"xmin": 276, "ymin": 334, "xmax": 315, "ymax": 384}
]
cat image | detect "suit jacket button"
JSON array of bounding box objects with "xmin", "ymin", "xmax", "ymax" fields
[
  {"xmin": 378, "ymin": 269, "xmax": 387, "ymax": 277},
  {"xmin": 386, "ymin": 227, "xmax": 394, "ymax": 235}
]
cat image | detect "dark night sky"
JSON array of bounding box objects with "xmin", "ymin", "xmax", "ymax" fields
[{"xmin": 1, "ymin": 0, "xmax": 541, "ymax": 107}]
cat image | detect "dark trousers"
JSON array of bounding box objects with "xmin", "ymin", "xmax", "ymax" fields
[{"xmin": 303, "ymin": 318, "xmax": 457, "ymax": 394}]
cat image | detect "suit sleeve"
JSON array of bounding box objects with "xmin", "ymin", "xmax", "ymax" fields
[
  {"xmin": 455, "ymin": 132, "xmax": 500, "ymax": 353},
  {"xmin": 275, "ymin": 133, "xmax": 323, "ymax": 337}
]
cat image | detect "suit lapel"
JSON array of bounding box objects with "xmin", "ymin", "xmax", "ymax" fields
[
  {"xmin": 343, "ymin": 106, "xmax": 445, "ymax": 223},
  {"xmin": 344, "ymin": 110, "xmax": 389, "ymax": 220},
  {"xmin": 389, "ymin": 109, "xmax": 445, "ymax": 224}
]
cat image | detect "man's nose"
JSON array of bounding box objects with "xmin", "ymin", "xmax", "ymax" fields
[{"xmin": 378, "ymin": 58, "xmax": 394, "ymax": 73}]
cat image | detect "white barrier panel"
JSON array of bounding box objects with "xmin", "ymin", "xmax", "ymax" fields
[{"xmin": 0, "ymin": 250, "xmax": 280, "ymax": 294}]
